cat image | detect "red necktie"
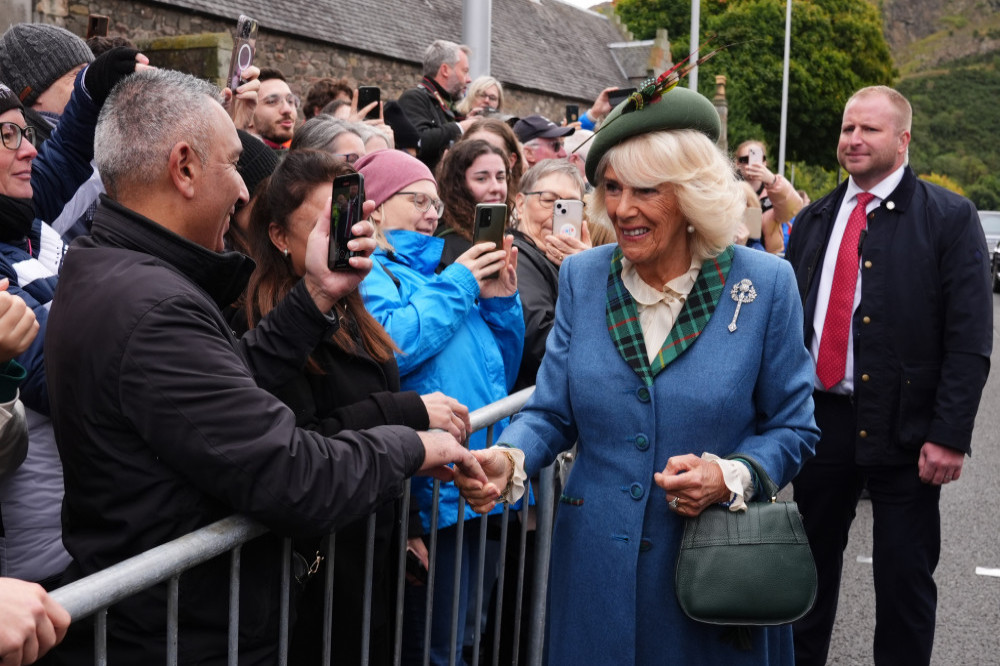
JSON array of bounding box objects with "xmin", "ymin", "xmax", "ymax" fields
[{"xmin": 816, "ymin": 192, "xmax": 874, "ymax": 390}]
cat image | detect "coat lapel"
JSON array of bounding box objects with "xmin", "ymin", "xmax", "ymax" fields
[{"xmin": 605, "ymin": 246, "xmax": 734, "ymax": 385}]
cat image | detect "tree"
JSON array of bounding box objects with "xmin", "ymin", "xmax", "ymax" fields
[{"xmin": 615, "ymin": 0, "xmax": 896, "ymax": 167}]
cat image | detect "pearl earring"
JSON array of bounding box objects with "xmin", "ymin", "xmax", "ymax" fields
[
  {"xmin": 282, "ymin": 248, "xmax": 289, "ymax": 257},
  {"xmin": 687, "ymin": 225, "xmax": 695, "ymax": 233}
]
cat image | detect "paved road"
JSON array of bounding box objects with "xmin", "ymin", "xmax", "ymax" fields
[{"xmin": 817, "ymin": 294, "xmax": 1000, "ymax": 665}]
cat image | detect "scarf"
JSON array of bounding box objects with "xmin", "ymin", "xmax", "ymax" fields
[{"xmin": 0, "ymin": 194, "xmax": 35, "ymax": 243}]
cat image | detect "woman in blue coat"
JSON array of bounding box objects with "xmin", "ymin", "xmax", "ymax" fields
[
  {"xmin": 456, "ymin": 86, "xmax": 819, "ymax": 664},
  {"xmin": 357, "ymin": 149, "xmax": 524, "ymax": 664}
]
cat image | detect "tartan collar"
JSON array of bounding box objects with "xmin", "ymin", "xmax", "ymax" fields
[{"xmin": 605, "ymin": 246, "xmax": 734, "ymax": 385}]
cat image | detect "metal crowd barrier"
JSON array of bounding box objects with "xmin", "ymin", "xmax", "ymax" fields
[{"xmin": 49, "ymin": 387, "xmax": 553, "ymax": 666}]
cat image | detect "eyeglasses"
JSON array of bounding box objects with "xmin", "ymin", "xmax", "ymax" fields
[
  {"xmin": 736, "ymin": 155, "xmax": 765, "ymax": 164},
  {"xmin": 396, "ymin": 191, "xmax": 445, "ymax": 216},
  {"xmin": 476, "ymin": 91, "xmax": 500, "ymax": 104},
  {"xmin": 531, "ymin": 139, "xmax": 564, "ymax": 153},
  {"xmin": 334, "ymin": 152, "xmax": 360, "ymax": 164},
  {"xmin": 0, "ymin": 122, "xmax": 35, "ymax": 151},
  {"xmin": 261, "ymin": 93, "xmax": 301, "ymax": 108},
  {"xmin": 523, "ymin": 191, "xmax": 567, "ymax": 209}
]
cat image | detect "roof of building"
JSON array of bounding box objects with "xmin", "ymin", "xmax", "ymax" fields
[{"xmin": 151, "ymin": 0, "xmax": 634, "ymax": 100}]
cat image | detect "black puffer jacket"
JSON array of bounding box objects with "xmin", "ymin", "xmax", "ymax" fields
[{"xmin": 46, "ymin": 197, "xmax": 425, "ymax": 665}]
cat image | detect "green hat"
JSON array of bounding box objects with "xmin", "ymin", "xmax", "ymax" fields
[{"xmin": 585, "ymin": 86, "xmax": 721, "ymax": 184}]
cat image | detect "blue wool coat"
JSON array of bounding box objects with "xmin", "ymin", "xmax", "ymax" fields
[{"xmin": 502, "ymin": 244, "xmax": 819, "ymax": 665}]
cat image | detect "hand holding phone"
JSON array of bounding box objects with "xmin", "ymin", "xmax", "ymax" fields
[
  {"xmin": 565, "ymin": 104, "xmax": 580, "ymax": 124},
  {"xmin": 329, "ymin": 173, "xmax": 365, "ymax": 271},
  {"xmin": 357, "ymin": 86, "xmax": 381, "ymax": 121},
  {"xmin": 227, "ymin": 15, "xmax": 258, "ymax": 93},
  {"xmin": 553, "ymin": 199, "xmax": 584, "ymax": 240},
  {"xmin": 607, "ymin": 88, "xmax": 637, "ymax": 109},
  {"xmin": 472, "ymin": 203, "xmax": 508, "ymax": 279}
]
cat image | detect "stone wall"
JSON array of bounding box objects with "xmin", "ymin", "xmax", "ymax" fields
[{"xmin": 36, "ymin": 0, "xmax": 592, "ymax": 120}]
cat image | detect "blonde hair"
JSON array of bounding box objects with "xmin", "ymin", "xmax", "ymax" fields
[
  {"xmin": 591, "ymin": 130, "xmax": 744, "ymax": 261},
  {"xmin": 847, "ymin": 86, "xmax": 912, "ymax": 133},
  {"xmin": 457, "ymin": 76, "xmax": 504, "ymax": 116}
]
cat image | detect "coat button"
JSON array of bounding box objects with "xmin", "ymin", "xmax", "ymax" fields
[
  {"xmin": 864, "ymin": 260, "xmax": 872, "ymax": 269},
  {"xmin": 862, "ymin": 316, "xmax": 871, "ymax": 324},
  {"xmin": 861, "ymin": 374, "xmax": 870, "ymax": 382},
  {"xmin": 637, "ymin": 387, "xmax": 650, "ymax": 403},
  {"xmin": 629, "ymin": 483, "xmax": 644, "ymax": 500},
  {"xmin": 635, "ymin": 434, "xmax": 649, "ymax": 451},
  {"xmin": 859, "ymin": 430, "xmax": 868, "ymax": 438}
]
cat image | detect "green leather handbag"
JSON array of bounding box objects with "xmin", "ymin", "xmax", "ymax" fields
[{"xmin": 674, "ymin": 454, "xmax": 817, "ymax": 626}]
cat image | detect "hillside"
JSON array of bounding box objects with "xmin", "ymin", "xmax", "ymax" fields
[
  {"xmin": 883, "ymin": 0, "xmax": 1000, "ymax": 76},
  {"xmin": 882, "ymin": 0, "xmax": 1000, "ymax": 207}
]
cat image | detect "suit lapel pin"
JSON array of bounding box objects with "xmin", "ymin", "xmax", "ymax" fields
[{"xmin": 728, "ymin": 279, "xmax": 757, "ymax": 333}]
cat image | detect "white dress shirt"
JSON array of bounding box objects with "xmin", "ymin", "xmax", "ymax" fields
[{"xmin": 810, "ymin": 165, "xmax": 905, "ymax": 393}]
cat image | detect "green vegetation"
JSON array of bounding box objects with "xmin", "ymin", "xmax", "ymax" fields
[
  {"xmin": 615, "ymin": 0, "xmax": 1000, "ymax": 209},
  {"xmin": 615, "ymin": 0, "xmax": 896, "ymax": 168},
  {"xmin": 898, "ymin": 51, "xmax": 1000, "ymax": 209}
]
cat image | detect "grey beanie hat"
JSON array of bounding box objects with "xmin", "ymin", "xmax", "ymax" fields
[{"xmin": 0, "ymin": 23, "xmax": 94, "ymax": 106}]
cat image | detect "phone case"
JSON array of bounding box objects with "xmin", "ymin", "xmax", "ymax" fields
[
  {"xmin": 329, "ymin": 174, "xmax": 365, "ymax": 271},
  {"xmin": 227, "ymin": 15, "xmax": 258, "ymax": 92},
  {"xmin": 357, "ymin": 86, "xmax": 381, "ymax": 121},
  {"xmin": 473, "ymin": 203, "xmax": 508, "ymax": 280},
  {"xmin": 554, "ymin": 199, "xmax": 584, "ymax": 239}
]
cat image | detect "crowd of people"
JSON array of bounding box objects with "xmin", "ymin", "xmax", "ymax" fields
[{"xmin": 0, "ymin": 20, "xmax": 991, "ymax": 666}]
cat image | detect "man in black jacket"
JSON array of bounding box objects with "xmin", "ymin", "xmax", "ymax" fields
[
  {"xmin": 397, "ymin": 39, "xmax": 475, "ymax": 170},
  {"xmin": 44, "ymin": 68, "xmax": 487, "ymax": 665},
  {"xmin": 786, "ymin": 86, "xmax": 992, "ymax": 666}
]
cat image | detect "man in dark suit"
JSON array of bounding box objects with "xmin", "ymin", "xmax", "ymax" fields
[{"xmin": 785, "ymin": 86, "xmax": 992, "ymax": 666}]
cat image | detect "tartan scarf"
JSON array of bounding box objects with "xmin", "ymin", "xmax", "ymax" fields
[{"xmin": 605, "ymin": 245, "xmax": 734, "ymax": 386}]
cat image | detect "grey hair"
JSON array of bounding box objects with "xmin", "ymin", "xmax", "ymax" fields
[
  {"xmin": 290, "ymin": 115, "xmax": 363, "ymax": 152},
  {"xmin": 95, "ymin": 69, "xmax": 221, "ymax": 199},
  {"xmin": 422, "ymin": 40, "xmax": 470, "ymax": 78},
  {"xmin": 518, "ymin": 158, "xmax": 585, "ymax": 197},
  {"xmin": 353, "ymin": 122, "xmax": 394, "ymax": 150}
]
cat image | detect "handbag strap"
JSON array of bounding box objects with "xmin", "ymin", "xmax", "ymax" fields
[{"xmin": 726, "ymin": 453, "xmax": 779, "ymax": 501}]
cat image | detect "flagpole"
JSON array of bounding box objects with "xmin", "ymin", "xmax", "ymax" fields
[
  {"xmin": 778, "ymin": 0, "xmax": 792, "ymax": 175},
  {"xmin": 688, "ymin": 0, "xmax": 700, "ymax": 91}
]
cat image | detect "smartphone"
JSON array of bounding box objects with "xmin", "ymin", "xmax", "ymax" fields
[
  {"xmin": 607, "ymin": 87, "xmax": 637, "ymax": 108},
  {"xmin": 357, "ymin": 86, "xmax": 381, "ymax": 121},
  {"xmin": 226, "ymin": 15, "xmax": 258, "ymax": 93},
  {"xmin": 554, "ymin": 199, "xmax": 584, "ymax": 239},
  {"xmin": 86, "ymin": 14, "xmax": 110, "ymax": 38},
  {"xmin": 565, "ymin": 104, "xmax": 580, "ymax": 124},
  {"xmin": 748, "ymin": 145, "xmax": 764, "ymax": 167},
  {"xmin": 472, "ymin": 203, "xmax": 508, "ymax": 280},
  {"xmin": 743, "ymin": 206, "xmax": 763, "ymax": 240},
  {"xmin": 329, "ymin": 173, "xmax": 365, "ymax": 271},
  {"xmin": 405, "ymin": 549, "xmax": 428, "ymax": 585}
]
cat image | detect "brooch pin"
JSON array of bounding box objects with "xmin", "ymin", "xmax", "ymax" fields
[{"xmin": 728, "ymin": 279, "xmax": 757, "ymax": 333}]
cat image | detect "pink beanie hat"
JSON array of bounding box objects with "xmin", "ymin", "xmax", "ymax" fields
[{"xmin": 355, "ymin": 149, "xmax": 436, "ymax": 209}]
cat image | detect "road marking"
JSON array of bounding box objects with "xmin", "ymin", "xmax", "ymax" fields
[
  {"xmin": 975, "ymin": 567, "xmax": 1000, "ymax": 578},
  {"xmin": 856, "ymin": 555, "xmax": 873, "ymax": 564}
]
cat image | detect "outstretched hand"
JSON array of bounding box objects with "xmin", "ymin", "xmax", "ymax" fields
[
  {"xmin": 453, "ymin": 448, "xmax": 510, "ymax": 514},
  {"xmin": 417, "ymin": 431, "xmax": 488, "ymax": 484}
]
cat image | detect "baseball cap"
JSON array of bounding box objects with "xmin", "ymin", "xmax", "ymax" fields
[{"xmin": 513, "ymin": 114, "xmax": 575, "ymax": 143}]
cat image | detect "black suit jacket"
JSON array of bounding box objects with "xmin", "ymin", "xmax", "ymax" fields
[{"xmin": 785, "ymin": 167, "xmax": 992, "ymax": 465}]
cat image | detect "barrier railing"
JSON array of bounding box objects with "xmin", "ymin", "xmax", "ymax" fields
[{"xmin": 49, "ymin": 387, "xmax": 546, "ymax": 666}]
